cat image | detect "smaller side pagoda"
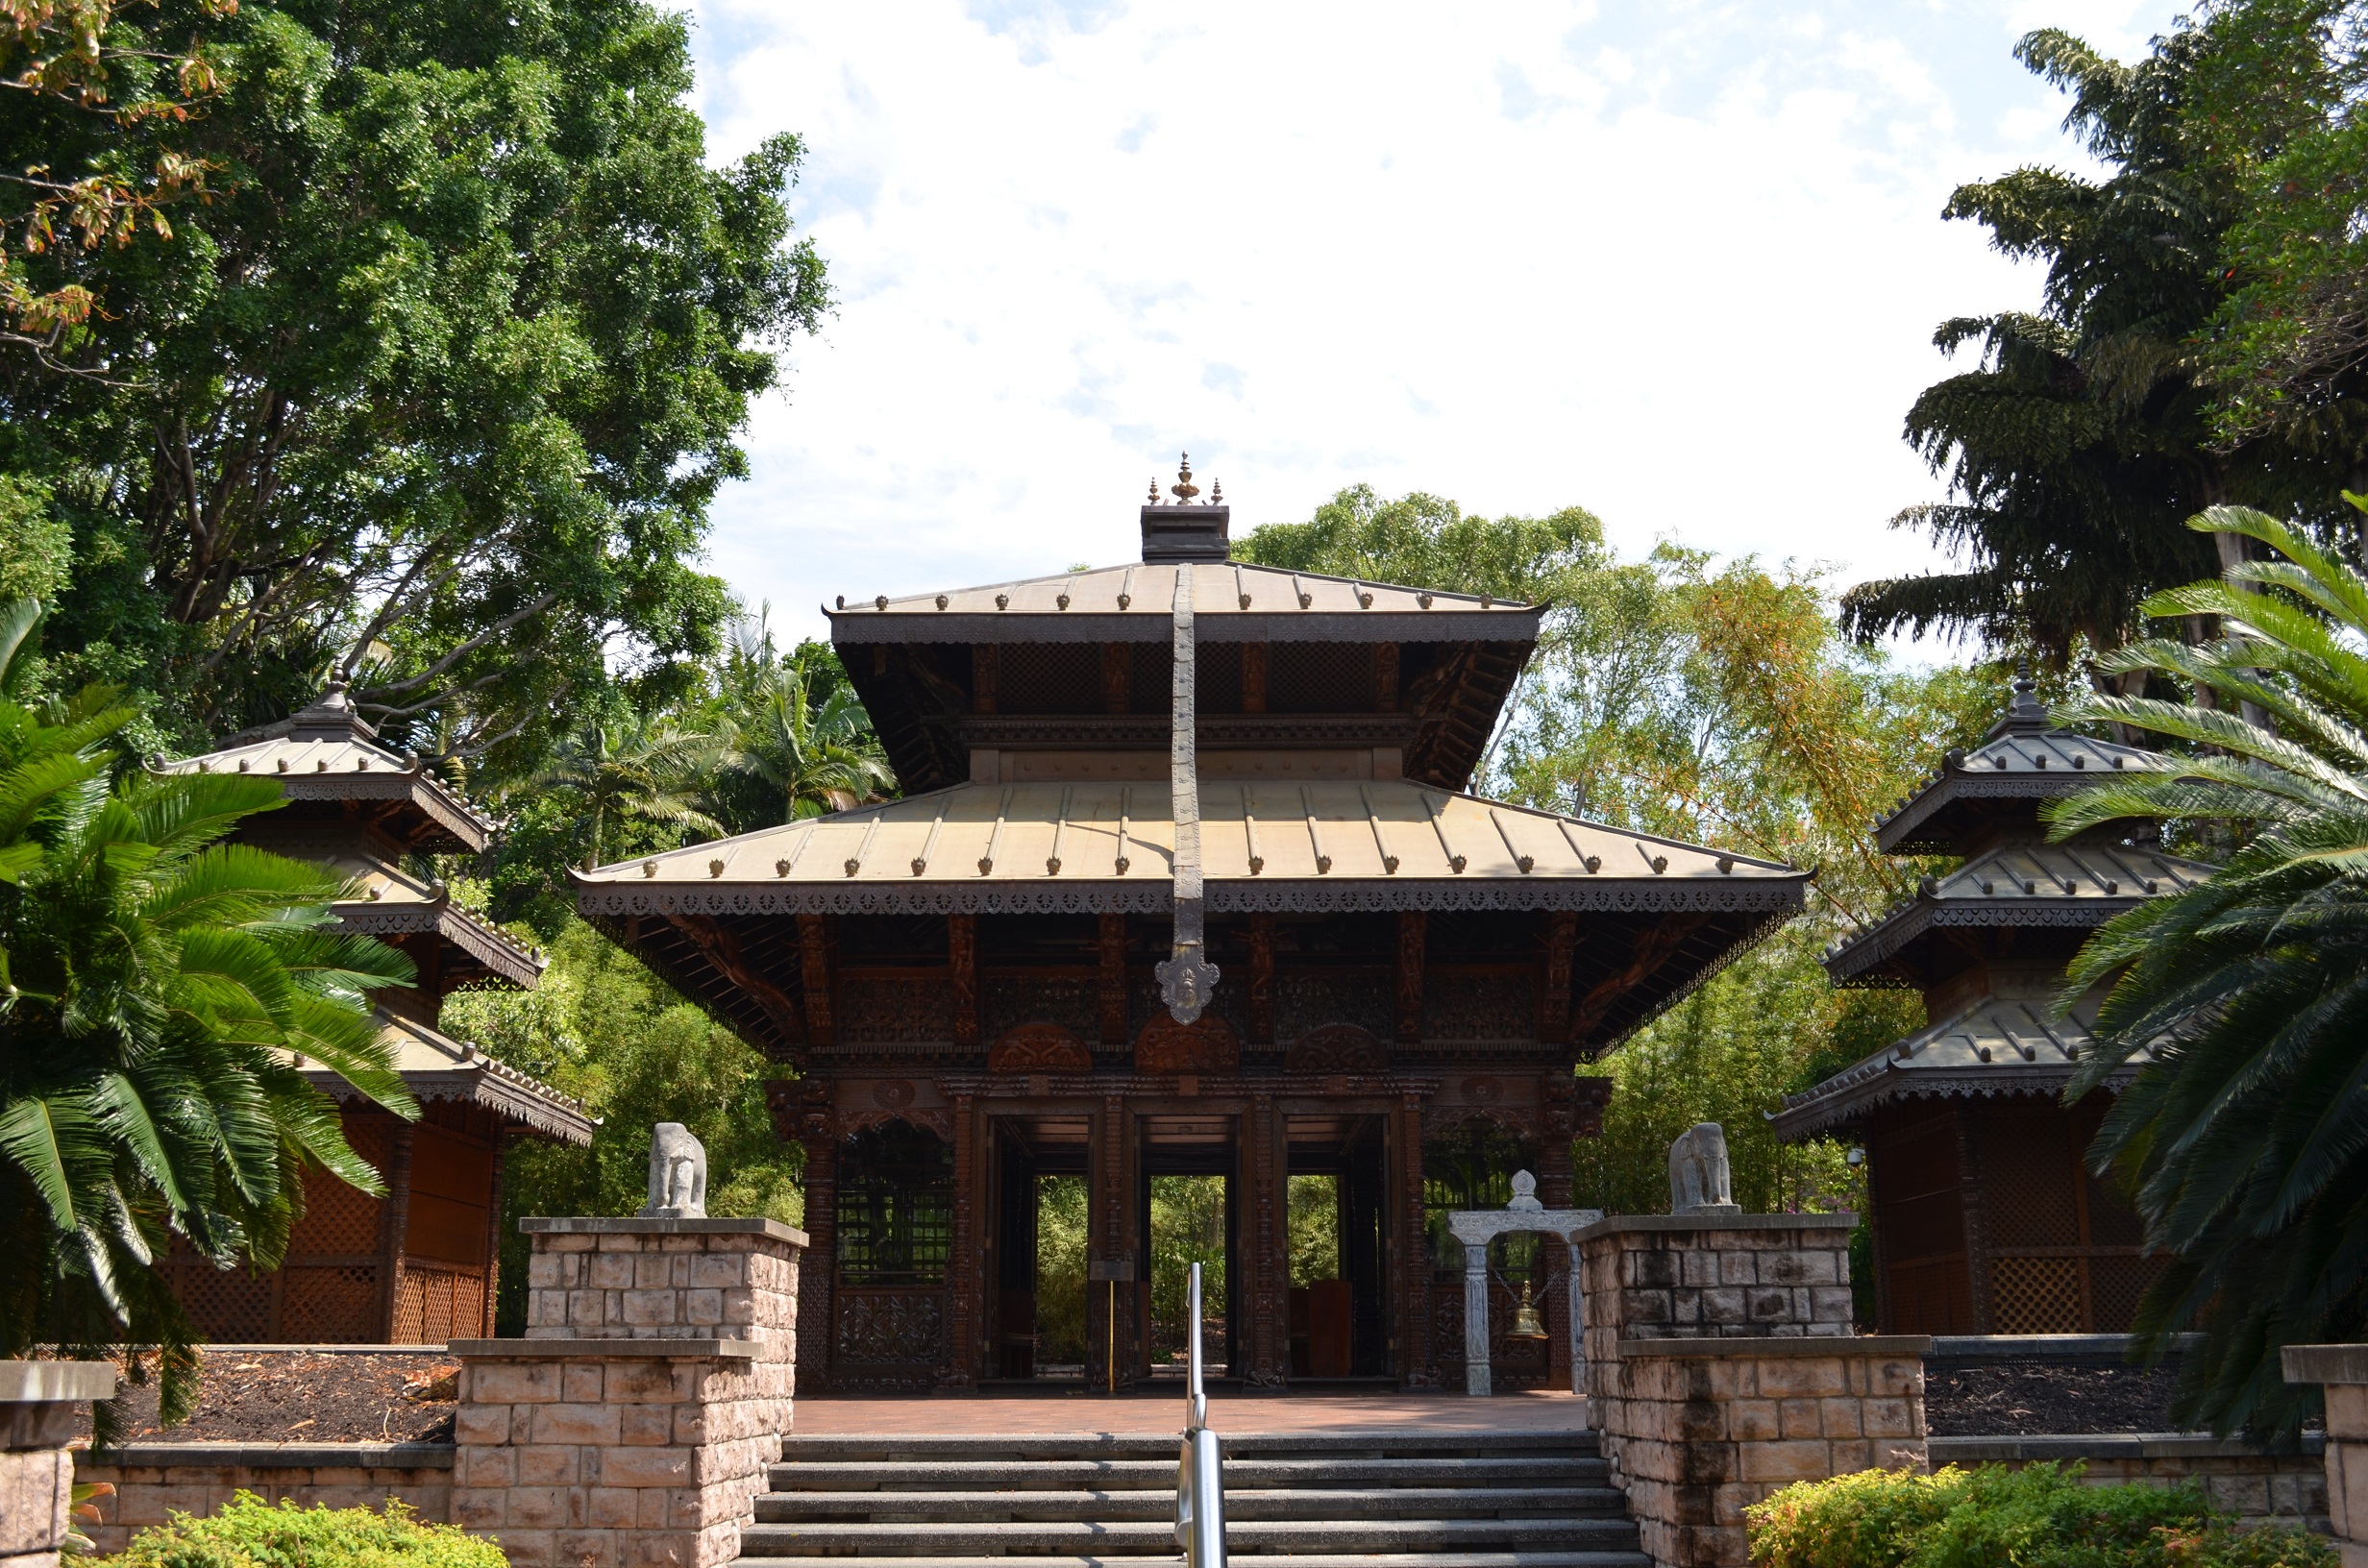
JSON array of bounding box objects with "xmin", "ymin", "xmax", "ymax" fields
[
  {"xmin": 151, "ymin": 688, "xmax": 592, "ymax": 1343},
  {"xmin": 1772, "ymin": 675, "xmax": 2211, "ymax": 1335}
]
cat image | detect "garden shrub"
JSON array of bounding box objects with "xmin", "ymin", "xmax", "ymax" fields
[
  {"xmin": 1745, "ymin": 1462, "xmax": 2333, "ymax": 1568},
  {"xmin": 106, "ymin": 1495, "xmax": 506, "ymax": 1568}
]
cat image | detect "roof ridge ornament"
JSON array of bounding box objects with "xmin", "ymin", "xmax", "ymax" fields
[
  {"xmin": 1155, "ymin": 563, "xmax": 1220, "ymax": 1022},
  {"xmin": 1171, "ymin": 453, "xmax": 1200, "ymax": 504},
  {"xmin": 1988, "ymin": 658, "xmax": 2052, "ymax": 738}
]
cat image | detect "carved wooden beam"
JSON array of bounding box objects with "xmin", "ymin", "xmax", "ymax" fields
[
  {"xmin": 1247, "ymin": 913, "xmax": 1275, "ymax": 1045},
  {"xmin": 1374, "ymin": 642, "xmax": 1400, "ymax": 711},
  {"xmin": 1101, "ymin": 642, "xmax": 1130, "ymax": 715},
  {"xmin": 664, "ymin": 912, "xmax": 804, "ymax": 1054},
  {"xmin": 1567, "ymin": 915, "xmax": 1708, "ymax": 1044},
  {"xmin": 1542, "ymin": 911, "xmax": 1576, "ymax": 1041},
  {"xmin": 1097, "ymin": 912, "xmax": 1127, "ymax": 1044},
  {"xmin": 1394, "ymin": 911, "xmax": 1426, "ymax": 1044},
  {"xmin": 950, "ymin": 913, "xmax": 979, "ymax": 1047},
  {"xmin": 797, "ymin": 912, "xmax": 836, "ymax": 1048},
  {"xmin": 972, "ymin": 644, "xmax": 999, "ymax": 714}
]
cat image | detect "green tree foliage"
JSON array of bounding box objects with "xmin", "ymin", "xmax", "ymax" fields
[
  {"xmin": 702, "ymin": 620, "xmax": 892, "ymax": 834},
  {"xmin": 440, "ymin": 916, "xmax": 800, "ymax": 1335},
  {"xmin": 1243, "ymin": 490, "xmax": 1999, "ymax": 1220},
  {"xmin": 1748, "ymin": 1462, "xmax": 2332, "ymax": 1568},
  {"xmin": 1844, "ymin": 18, "xmax": 2359, "ymax": 661},
  {"xmin": 0, "ymin": 0, "xmax": 829, "ymax": 763},
  {"xmin": 0, "ymin": 600, "xmax": 411, "ymax": 1431},
  {"xmin": 1033, "ymin": 1173, "xmax": 1087, "ymax": 1366},
  {"xmin": 528, "ymin": 715, "xmax": 724, "ymax": 873},
  {"xmin": 2050, "ymin": 502, "xmax": 2368, "ymax": 1437}
]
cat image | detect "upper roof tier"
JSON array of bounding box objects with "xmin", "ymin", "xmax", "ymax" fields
[
  {"xmin": 829, "ymin": 482, "xmax": 1544, "ymax": 796},
  {"xmin": 154, "ymin": 686, "xmax": 496, "ymax": 854},
  {"xmin": 1871, "ymin": 672, "xmax": 2177, "ymax": 855}
]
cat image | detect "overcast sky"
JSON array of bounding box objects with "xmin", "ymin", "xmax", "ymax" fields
[{"xmin": 683, "ymin": 0, "xmax": 2192, "ymax": 647}]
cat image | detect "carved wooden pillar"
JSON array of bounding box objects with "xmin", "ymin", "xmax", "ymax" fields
[
  {"xmin": 1242, "ymin": 643, "xmax": 1268, "ymax": 713},
  {"xmin": 1397, "ymin": 1091, "xmax": 1434, "ymax": 1385},
  {"xmin": 1101, "ymin": 643, "xmax": 1130, "ymax": 714},
  {"xmin": 1247, "ymin": 914, "xmax": 1275, "ymax": 1046},
  {"xmin": 1089, "ymin": 1092, "xmax": 1135, "ymax": 1389},
  {"xmin": 1097, "ymin": 913, "xmax": 1128, "ymax": 1045},
  {"xmin": 1542, "ymin": 912, "xmax": 1576, "ymax": 1042},
  {"xmin": 1540, "ymin": 1077, "xmax": 1577, "ymax": 1390},
  {"xmin": 1246, "ymin": 1091, "xmax": 1285, "ymax": 1385},
  {"xmin": 798, "ymin": 914, "xmax": 835, "ymax": 1049},
  {"xmin": 949, "ymin": 914, "xmax": 979, "ymax": 1048},
  {"xmin": 481, "ymin": 1129, "xmax": 508, "ymax": 1336},
  {"xmin": 972, "ymin": 644, "xmax": 999, "ymax": 713},
  {"xmin": 1394, "ymin": 912, "xmax": 1426, "ymax": 1045},
  {"xmin": 1956, "ymin": 1101, "xmax": 1995, "ymax": 1333},
  {"xmin": 941, "ymin": 1090, "xmax": 979, "ymax": 1390},
  {"xmin": 1374, "ymin": 643, "xmax": 1400, "ymax": 709},
  {"xmin": 379, "ymin": 1120, "xmax": 414, "ymax": 1341},
  {"xmin": 792, "ymin": 1085, "xmax": 838, "ymax": 1392}
]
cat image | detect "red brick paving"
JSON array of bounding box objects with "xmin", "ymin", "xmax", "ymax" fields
[{"xmin": 791, "ymin": 1390, "xmax": 1591, "ymax": 1435}]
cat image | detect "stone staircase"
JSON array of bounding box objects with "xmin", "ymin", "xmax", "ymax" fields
[{"xmin": 734, "ymin": 1426, "xmax": 1647, "ymax": 1566}]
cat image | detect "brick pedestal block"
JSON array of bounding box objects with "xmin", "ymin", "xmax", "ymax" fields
[
  {"xmin": 1576, "ymin": 1214, "xmax": 1857, "ymax": 1369},
  {"xmin": 1603, "ymin": 1337, "xmax": 1930, "ymax": 1568},
  {"xmin": 1, "ymin": 1360, "xmax": 116, "ymax": 1568},
  {"xmin": 450, "ymin": 1216, "xmax": 804, "ymax": 1568},
  {"xmin": 2283, "ymin": 1343, "xmax": 2368, "ymax": 1568}
]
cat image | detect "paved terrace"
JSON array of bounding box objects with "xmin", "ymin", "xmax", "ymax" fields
[{"xmin": 792, "ymin": 1389, "xmax": 1591, "ymax": 1434}]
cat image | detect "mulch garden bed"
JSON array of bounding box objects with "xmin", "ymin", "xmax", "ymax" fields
[
  {"xmin": 1924, "ymin": 1358, "xmax": 2183, "ymax": 1435},
  {"xmin": 75, "ymin": 1348, "xmax": 458, "ymax": 1446}
]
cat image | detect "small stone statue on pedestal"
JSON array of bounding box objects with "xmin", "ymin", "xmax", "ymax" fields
[
  {"xmin": 641, "ymin": 1122, "xmax": 707, "ymax": 1218},
  {"xmin": 1668, "ymin": 1122, "xmax": 1741, "ymax": 1215}
]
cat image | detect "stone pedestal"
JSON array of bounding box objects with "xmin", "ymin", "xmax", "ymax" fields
[
  {"xmin": 1576, "ymin": 1213, "xmax": 1919, "ymax": 1568},
  {"xmin": 1, "ymin": 1360, "xmax": 116, "ymax": 1568},
  {"xmin": 449, "ymin": 1216, "xmax": 804, "ymax": 1568},
  {"xmin": 2283, "ymin": 1343, "xmax": 2368, "ymax": 1568}
]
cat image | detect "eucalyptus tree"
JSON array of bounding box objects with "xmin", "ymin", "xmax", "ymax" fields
[
  {"xmin": 2051, "ymin": 501, "xmax": 2368, "ymax": 1436},
  {"xmin": 0, "ymin": 601, "xmax": 412, "ymax": 1431}
]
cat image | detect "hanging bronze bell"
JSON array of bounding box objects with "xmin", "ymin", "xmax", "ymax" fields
[{"xmin": 1509, "ymin": 1278, "xmax": 1548, "ymax": 1339}]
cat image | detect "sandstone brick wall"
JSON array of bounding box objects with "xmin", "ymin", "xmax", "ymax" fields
[
  {"xmin": 1577, "ymin": 1213, "xmax": 1857, "ymax": 1375},
  {"xmin": 1928, "ymin": 1433, "xmax": 2328, "ymax": 1531},
  {"xmin": 447, "ymin": 1216, "xmax": 804, "ymax": 1568},
  {"xmin": 1600, "ymin": 1337, "xmax": 1929, "ymax": 1568},
  {"xmin": 75, "ymin": 1445, "xmax": 453, "ymax": 1556},
  {"xmin": 2282, "ymin": 1344, "xmax": 2368, "ymax": 1568},
  {"xmin": 4, "ymin": 1361, "xmax": 117, "ymax": 1568}
]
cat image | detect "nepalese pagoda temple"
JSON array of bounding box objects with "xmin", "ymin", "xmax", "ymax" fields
[
  {"xmin": 1772, "ymin": 675, "xmax": 2212, "ymax": 1336},
  {"xmin": 575, "ymin": 477, "xmax": 1807, "ymax": 1394},
  {"xmin": 153, "ymin": 692, "xmax": 593, "ymax": 1342}
]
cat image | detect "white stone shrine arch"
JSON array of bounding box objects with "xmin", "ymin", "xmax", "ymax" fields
[{"xmin": 1445, "ymin": 1169, "xmax": 1603, "ymax": 1396}]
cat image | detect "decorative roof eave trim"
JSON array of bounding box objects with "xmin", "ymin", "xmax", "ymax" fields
[
  {"xmin": 828, "ymin": 610, "xmax": 1542, "ymax": 645},
  {"xmin": 275, "ymin": 771, "xmax": 493, "ymax": 851},
  {"xmin": 1588, "ymin": 903, "xmax": 1796, "ymax": 1057},
  {"xmin": 1769, "ymin": 1062, "xmax": 2141, "ymax": 1139},
  {"xmin": 302, "ymin": 1066, "xmax": 595, "ymax": 1143},
  {"xmin": 332, "ymin": 901, "xmax": 545, "ymax": 988},
  {"xmin": 1824, "ymin": 895, "xmax": 2142, "ymax": 983},
  {"xmin": 572, "ymin": 873, "xmax": 1809, "ymax": 919}
]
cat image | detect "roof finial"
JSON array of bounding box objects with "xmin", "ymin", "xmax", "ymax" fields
[
  {"xmin": 1998, "ymin": 656, "xmax": 2050, "ymax": 732},
  {"xmin": 1210, "ymin": 478, "xmax": 1223, "ymax": 505},
  {"xmin": 1171, "ymin": 453, "xmax": 1199, "ymax": 505},
  {"xmin": 1147, "ymin": 476, "xmax": 1161, "ymax": 504}
]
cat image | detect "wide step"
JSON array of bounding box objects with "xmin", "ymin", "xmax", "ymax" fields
[{"xmin": 748, "ymin": 1426, "xmax": 1641, "ymax": 1563}]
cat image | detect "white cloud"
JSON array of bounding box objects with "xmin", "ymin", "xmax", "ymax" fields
[{"xmin": 684, "ymin": 0, "xmax": 2191, "ymax": 643}]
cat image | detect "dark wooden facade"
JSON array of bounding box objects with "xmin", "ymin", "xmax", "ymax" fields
[
  {"xmin": 582, "ymin": 488, "xmax": 1804, "ymax": 1390},
  {"xmin": 1773, "ymin": 676, "xmax": 2210, "ymax": 1335},
  {"xmin": 157, "ymin": 691, "xmax": 592, "ymax": 1342}
]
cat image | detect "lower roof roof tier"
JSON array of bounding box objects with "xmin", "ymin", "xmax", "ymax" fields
[{"xmin": 572, "ymin": 780, "xmax": 1806, "ymax": 918}]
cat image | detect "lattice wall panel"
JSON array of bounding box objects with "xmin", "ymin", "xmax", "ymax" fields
[
  {"xmin": 175, "ymin": 1264, "xmax": 273, "ymax": 1342},
  {"xmin": 280, "ymin": 1266, "xmax": 381, "ymax": 1341},
  {"xmin": 394, "ymin": 1264, "xmax": 488, "ymax": 1343},
  {"xmin": 1990, "ymin": 1256, "xmax": 2082, "ymax": 1334},
  {"xmin": 2088, "ymin": 1256, "xmax": 2164, "ymax": 1334},
  {"xmin": 288, "ymin": 1166, "xmax": 384, "ymax": 1259},
  {"xmin": 1979, "ymin": 1107, "xmax": 2082, "ymax": 1249}
]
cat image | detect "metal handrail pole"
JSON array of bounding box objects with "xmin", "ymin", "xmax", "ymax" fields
[{"xmin": 1175, "ymin": 1262, "xmax": 1226, "ymax": 1566}]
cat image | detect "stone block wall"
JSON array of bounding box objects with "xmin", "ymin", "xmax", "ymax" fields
[
  {"xmin": 1928, "ymin": 1433, "xmax": 2328, "ymax": 1531},
  {"xmin": 76, "ymin": 1444, "xmax": 454, "ymax": 1556},
  {"xmin": 2, "ymin": 1360, "xmax": 116, "ymax": 1568},
  {"xmin": 1577, "ymin": 1214, "xmax": 1856, "ymax": 1373},
  {"xmin": 1599, "ymin": 1337, "xmax": 1929, "ymax": 1568},
  {"xmin": 448, "ymin": 1216, "xmax": 804, "ymax": 1568},
  {"xmin": 2283, "ymin": 1344, "xmax": 2368, "ymax": 1568}
]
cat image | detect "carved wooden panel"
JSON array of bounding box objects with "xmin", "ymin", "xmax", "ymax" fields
[
  {"xmin": 1285, "ymin": 1022, "xmax": 1387, "ymax": 1073},
  {"xmin": 985, "ymin": 975, "xmax": 1098, "ymax": 1043},
  {"xmin": 1129, "ymin": 971, "xmax": 1252, "ymax": 1044},
  {"xmin": 1395, "ymin": 912, "xmax": 1426, "ymax": 1043},
  {"xmin": 1424, "ymin": 971, "xmax": 1537, "ymax": 1042},
  {"xmin": 987, "ymin": 1022, "xmax": 1093, "ymax": 1074},
  {"xmin": 1136, "ymin": 1012, "xmax": 1242, "ymax": 1074},
  {"xmin": 949, "ymin": 914, "xmax": 979, "ymax": 1047},
  {"xmin": 1101, "ymin": 643, "xmax": 1130, "ymax": 714},
  {"xmin": 1098, "ymin": 914, "xmax": 1128, "ymax": 1043},
  {"xmin": 1247, "ymin": 915, "xmax": 1275, "ymax": 1044},
  {"xmin": 1272, "ymin": 970, "xmax": 1391, "ymax": 1041},
  {"xmin": 798, "ymin": 913, "xmax": 835, "ymax": 1048},
  {"xmin": 836, "ymin": 1289, "xmax": 946, "ymax": 1364},
  {"xmin": 838, "ymin": 974, "xmax": 956, "ymax": 1042},
  {"xmin": 1542, "ymin": 911, "xmax": 1576, "ymax": 1041}
]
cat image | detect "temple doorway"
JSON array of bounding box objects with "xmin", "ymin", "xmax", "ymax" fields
[
  {"xmin": 1139, "ymin": 1115, "xmax": 1236, "ymax": 1379},
  {"xmin": 987, "ymin": 1115, "xmax": 1091, "ymax": 1384},
  {"xmin": 1286, "ymin": 1114, "xmax": 1391, "ymax": 1379}
]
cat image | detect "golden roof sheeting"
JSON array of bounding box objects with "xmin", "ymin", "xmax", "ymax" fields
[
  {"xmin": 293, "ymin": 1010, "xmax": 594, "ymax": 1144},
  {"xmin": 574, "ymin": 780, "xmax": 1805, "ymax": 917}
]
